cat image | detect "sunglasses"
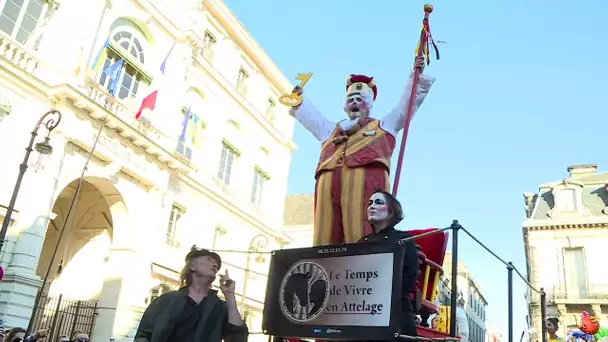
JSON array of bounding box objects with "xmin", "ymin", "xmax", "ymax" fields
[{"xmin": 77, "ymin": 338, "xmax": 89, "ymax": 342}]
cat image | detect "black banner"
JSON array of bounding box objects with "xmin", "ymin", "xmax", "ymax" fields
[{"xmin": 262, "ymin": 240, "xmax": 406, "ymax": 340}]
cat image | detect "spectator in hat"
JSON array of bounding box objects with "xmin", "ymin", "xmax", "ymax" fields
[{"xmin": 134, "ymin": 246, "xmax": 248, "ymax": 342}]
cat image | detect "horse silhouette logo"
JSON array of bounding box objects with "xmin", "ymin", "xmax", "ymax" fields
[{"xmin": 279, "ymin": 261, "xmax": 329, "ymax": 323}]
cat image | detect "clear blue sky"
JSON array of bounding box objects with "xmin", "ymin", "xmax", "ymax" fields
[{"xmin": 226, "ymin": 0, "xmax": 608, "ymax": 338}]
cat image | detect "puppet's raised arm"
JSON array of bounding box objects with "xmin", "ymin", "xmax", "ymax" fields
[{"xmin": 380, "ymin": 72, "xmax": 435, "ymax": 137}]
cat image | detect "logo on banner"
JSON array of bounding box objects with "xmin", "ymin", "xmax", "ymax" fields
[{"xmin": 279, "ymin": 261, "xmax": 329, "ymax": 323}]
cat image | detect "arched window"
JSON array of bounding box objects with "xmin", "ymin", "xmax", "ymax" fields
[
  {"xmin": 0, "ymin": 0, "xmax": 55, "ymax": 44},
  {"xmin": 98, "ymin": 25, "xmax": 150, "ymax": 100},
  {"xmin": 112, "ymin": 30, "xmax": 145, "ymax": 63}
]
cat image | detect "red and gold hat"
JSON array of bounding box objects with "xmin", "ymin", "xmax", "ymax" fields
[{"xmin": 346, "ymin": 74, "xmax": 377, "ymax": 101}]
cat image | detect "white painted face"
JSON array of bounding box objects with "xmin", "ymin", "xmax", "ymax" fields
[
  {"xmin": 344, "ymin": 93, "xmax": 370, "ymax": 120},
  {"xmin": 367, "ymin": 192, "xmax": 391, "ymax": 223}
]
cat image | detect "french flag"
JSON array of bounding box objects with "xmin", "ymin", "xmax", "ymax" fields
[{"xmin": 135, "ymin": 41, "xmax": 176, "ymax": 120}]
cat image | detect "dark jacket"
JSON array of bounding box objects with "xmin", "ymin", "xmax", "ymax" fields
[
  {"xmin": 134, "ymin": 288, "xmax": 248, "ymax": 342},
  {"xmin": 359, "ymin": 226, "xmax": 419, "ymax": 337}
]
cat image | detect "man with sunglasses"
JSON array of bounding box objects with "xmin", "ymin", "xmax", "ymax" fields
[{"xmin": 135, "ymin": 246, "xmax": 248, "ymax": 342}]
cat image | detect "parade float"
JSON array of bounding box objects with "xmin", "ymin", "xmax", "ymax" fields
[
  {"xmin": 258, "ymin": 4, "xmax": 548, "ymax": 342},
  {"xmin": 260, "ymin": 5, "xmax": 464, "ymax": 341}
]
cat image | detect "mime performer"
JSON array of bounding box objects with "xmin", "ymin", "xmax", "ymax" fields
[{"xmin": 289, "ymin": 56, "xmax": 435, "ymax": 246}]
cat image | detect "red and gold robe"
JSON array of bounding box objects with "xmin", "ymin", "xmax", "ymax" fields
[
  {"xmin": 313, "ymin": 118, "xmax": 395, "ymax": 244},
  {"xmin": 292, "ymin": 73, "xmax": 435, "ymax": 246}
]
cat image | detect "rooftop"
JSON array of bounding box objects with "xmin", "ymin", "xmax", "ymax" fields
[
  {"xmin": 283, "ymin": 194, "xmax": 314, "ymax": 227},
  {"xmin": 524, "ymin": 164, "xmax": 608, "ymax": 221}
]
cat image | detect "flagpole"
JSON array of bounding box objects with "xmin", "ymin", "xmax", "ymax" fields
[
  {"xmin": 392, "ymin": 4, "xmax": 435, "ymax": 196},
  {"xmin": 26, "ymin": 117, "xmax": 108, "ymax": 335}
]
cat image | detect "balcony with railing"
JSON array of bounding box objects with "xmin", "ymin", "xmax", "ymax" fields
[{"xmin": 0, "ymin": 30, "xmax": 41, "ymax": 74}]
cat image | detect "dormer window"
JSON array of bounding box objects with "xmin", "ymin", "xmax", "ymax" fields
[
  {"xmin": 549, "ymin": 179, "xmax": 587, "ymax": 216},
  {"xmin": 557, "ymin": 188, "xmax": 577, "ymax": 212}
]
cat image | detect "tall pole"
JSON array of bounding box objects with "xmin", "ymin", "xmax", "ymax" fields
[
  {"xmin": 26, "ymin": 118, "xmax": 106, "ymax": 335},
  {"xmin": 449, "ymin": 220, "xmax": 460, "ymax": 337},
  {"xmin": 540, "ymin": 288, "xmax": 547, "ymax": 342},
  {"xmin": 508, "ymin": 262, "xmax": 514, "ymax": 342},
  {"xmin": 0, "ymin": 110, "xmax": 62, "ymax": 254},
  {"xmin": 392, "ymin": 4, "xmax": 438, "ymax": 195}
]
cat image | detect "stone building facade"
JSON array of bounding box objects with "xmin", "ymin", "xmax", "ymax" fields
[
  {"xmin": 0, "ymin": 0, "xmax": 296, "ymax": 341},
  {"xmin": 523, "ymin": 164, "xmax": 608, "ymax": 341}
]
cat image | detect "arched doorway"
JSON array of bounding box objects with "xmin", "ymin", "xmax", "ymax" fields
[{"xmin": 32, "ymin": 176, "xmax": 127, "ymax": 338}]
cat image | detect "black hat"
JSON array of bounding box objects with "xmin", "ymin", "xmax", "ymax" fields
[{"xmin": 185, "ymin": 245, "xmax": 222, "ymax": 269}]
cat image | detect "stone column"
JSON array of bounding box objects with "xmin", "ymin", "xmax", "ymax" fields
[
  {"xmin": 92, "ymin": 248, "xmax": 150, "ymax": 342},
  {"xmin": 0, "ymin": 135, "xmax": 67, "ymax": 328}
]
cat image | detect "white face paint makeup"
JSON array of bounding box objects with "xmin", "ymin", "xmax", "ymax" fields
[
  {"xmin": 344, "ymin": 93, "xmax": 371, "ymax": 119},
  {"xmin": 367, "ymin": 192, "xmax": 390, "ymax": 223}
]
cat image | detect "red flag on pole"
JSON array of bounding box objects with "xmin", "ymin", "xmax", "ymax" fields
[
  {"xmin": 135, "ymin": 40, "xmax": 176, "ymax": 120},
  {"xmin": 391, "ymin": 4, "xmax": 439, "ymax": 196}
]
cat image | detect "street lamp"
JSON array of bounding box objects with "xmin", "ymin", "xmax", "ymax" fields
[
  {"xmin": 241, "ymin": 234, "xmax": 269, "ymax": 312},
  {"xmin": 0, "ymin": 109, "xmax": 62, "ymax": 255}
]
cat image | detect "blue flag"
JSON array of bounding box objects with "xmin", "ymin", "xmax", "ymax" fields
[
  {"xmin": 104, "ymin": 59, "xmax": 124, "ymax": 96},
  {"xmin": 179, "ymin": 107, "xmax": 191, "ymax": 142},
  {"xmin": 160, "ymin": 40, "xmax": 176, "ymax": 75}
]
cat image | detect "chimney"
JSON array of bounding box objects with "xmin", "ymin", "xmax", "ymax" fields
[{"xmin": 567, "ymin": 164, "xmax": 598, "ymax": 179}]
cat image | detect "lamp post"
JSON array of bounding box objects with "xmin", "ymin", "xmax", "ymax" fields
[
  {"xmin": 241, "ymin": 234, "xmax": 269, "ymax": 313},
  {"xmin": 0, "ymin": 109, "xmax": 62, "ymax": 255}
]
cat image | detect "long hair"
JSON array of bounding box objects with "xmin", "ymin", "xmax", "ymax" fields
[
  {"xmin": 179, "ymin": 259, "xmax": 194, "ymax": 288},
  {"xmin": 371, "ymin": 189, "xmax": 404, "ymax": 227}
]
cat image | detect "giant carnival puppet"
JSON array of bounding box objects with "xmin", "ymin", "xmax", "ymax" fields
[
  {"xmin": 567, "ymin": 312, "xmax": 600, "ymax": 342},
  {"xmin": 283, "ymin": 59, "xmax": 435, "ymax": 246}
]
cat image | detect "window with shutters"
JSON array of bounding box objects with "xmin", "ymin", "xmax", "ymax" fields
[
  {"xmin": 563, "ymin": 247, "xmax": 588, "ymax": 299},
  {"xmin": 251, "ymin": 168, "xmax": 269, "ymax": 206},
  {"xmin": 265, "ymin": 98, "xmax": 276, "ymax": 125},
  {"xmin": 200, "ymin": 30, "xmax": 216, "ymax": 63},
  {"xmin": 559, "ymin": 189, "xmax": 577, "ymax": 212},
  {"xmin": 166, "ymin": 204, "xmax": 185, "ymax": 248},
  {"xmin": 217, "ymin": 142, "xmax": 237, "ymax": 186},
  {"xmin": 236, "ymin": 67, "xmax": 248, "ymax": 96}
]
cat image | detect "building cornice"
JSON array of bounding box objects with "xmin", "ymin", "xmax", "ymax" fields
[{"xmin": 523, "ymin": 222, "xmax": 608, "ymax": 231}]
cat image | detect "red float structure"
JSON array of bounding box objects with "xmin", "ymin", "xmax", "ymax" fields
[{"xmin": 408, "ymin": 228, "xmax": 451, "ymax": 340}]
